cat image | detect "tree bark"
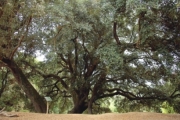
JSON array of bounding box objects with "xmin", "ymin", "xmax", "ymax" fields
[
  {"xmin": 69, "ymin": 102, "xmax": 88, "ymax": 114},
  {"xmin": 2, "ymin": 58, "xmax": 46, "ymax": 113},
  {"xmin": 87, "ymin": 100, "xmax": 93, "ymax": 114},
  {"xmin": 68, "ymin": 91, "xmax": 88, "ymax": 114}
]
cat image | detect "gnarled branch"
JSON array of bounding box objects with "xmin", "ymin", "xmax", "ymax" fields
[{"xmin": 113, "ymin": 22, "xmax": 121, "ymax": 45}]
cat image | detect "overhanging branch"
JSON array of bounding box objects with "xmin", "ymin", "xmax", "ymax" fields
[
  {"xmin": 98, "ymin": 88, "xmax": 171, "ymax": 101},
  {"xmin": 37, "ymin": 71, "xmax": 69, "ymax": 90},
  {"xmin": 22, "ymin": 60, "xmax": 69, "ymax": 90},
  {"xmin": 10, "ymin": 16, "xmax": 32, "ymax": 60},
  {"xmin": 113, "ymin": 22, "xmax": 121, "ymax": 45}
]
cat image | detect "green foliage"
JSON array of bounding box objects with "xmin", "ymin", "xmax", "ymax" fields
[
  {"xmin": 0, "ymin": 83, "xmax": 29, "ymax": 111},
  {"xmin": 0, "ymin": 0, "xmax": 180, "ymax": 114},
  {"xmin": 114, "ymin": 96, "xmax": 162, "ymax": 113},
  {"xmin": 161, "ymin": 102, "xmax": 175, "ymax": 114},
  {"xmin": 98, "ymin": 43, "xmax": 123, "ymax": 74}
]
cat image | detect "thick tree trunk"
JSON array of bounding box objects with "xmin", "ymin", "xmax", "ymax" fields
[
  {"xmin": 68, "ymin": 92, "xmax": 88, "ymax": 113},
  {"xmin": 2, "ymin": 58, "xmax": 46, "ymax": 113},
  {"xmin": 69, "ymin": 102, "xmax": 88, "ymax": 114}
]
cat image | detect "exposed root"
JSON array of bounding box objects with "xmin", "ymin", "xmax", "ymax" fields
[
  {"xmin": 0, "ymin": 107, "xmax": 5, "ymax": 113},
  {"xmin": 0, "ymin": 107, "xmax": 19, "ymax": 117}
]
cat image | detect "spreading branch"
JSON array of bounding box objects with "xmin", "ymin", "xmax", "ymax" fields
[
  {"xmin": 33, "ymin": 68, "xmax": 69, "ymax": 90},
  {"xmin": 113, "ymin": 22, "xmax": 121, "ymax": 45},
  {"xmin": 10, "ymin": 16, "xmax": 32, "ymax": 59},
  {"xmin": 98, "ymin": 88, "xmax": 175, "ymax": 101},
  {"xmin": 0, "ymin": 107, "xmax": 18, "ymax": 117},
  {"xmin": 22, "ymin": 60, "xmax": 69, "ymax": 90}
]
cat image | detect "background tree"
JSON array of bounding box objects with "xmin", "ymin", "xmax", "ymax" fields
[{"xmin": 0, "ymin": 0, "xmax": 47, "ymax": 113}]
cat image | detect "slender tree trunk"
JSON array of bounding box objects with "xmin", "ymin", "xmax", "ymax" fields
[
  {"xmin": 87, "ymin": 95, "xmax": 97, "ymax": 114},
  {"xmin": 87, "ymin": 101, "xmax": 93, "ymax": 114},
  {"xmin": 2, "ymin": 58, "xmax": 46, "ymax": 113}
]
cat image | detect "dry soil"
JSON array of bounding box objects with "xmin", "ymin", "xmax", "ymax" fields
[{"xmin": 0, "ymin": 112, "xmax": 180, "ymax": 120}]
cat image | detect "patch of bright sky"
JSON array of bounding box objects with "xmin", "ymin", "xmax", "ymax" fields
[
  {"xmin": 36, "ymin": 50, "xmax": 46, "ymax": 61},
  {"xmin": 145, "ymin": 81, "xmax": 152, "ymax": 86}
]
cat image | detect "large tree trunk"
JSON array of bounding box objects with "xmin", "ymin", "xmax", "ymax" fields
[
  {"xmin": 2, "ymin": 58, "xmax": 46, "ymax": 113},
  {"xmin": 69, "ymin": 102, "xmax": 88, "ymax": 114},
  {"xmin": 68, "ymin": 91, "xmax": 88, "ymax": 114}
]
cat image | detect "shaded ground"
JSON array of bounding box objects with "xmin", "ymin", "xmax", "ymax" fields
[{"xmin": 0, "ymin": 112, "xmax": 180, "ymax": 120}]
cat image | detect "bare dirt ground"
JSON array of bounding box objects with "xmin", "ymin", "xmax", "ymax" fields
[{"xmin": 0, "ymin": 112, "xmax": 180, "ymax": 120}]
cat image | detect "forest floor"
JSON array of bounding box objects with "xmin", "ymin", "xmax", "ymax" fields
[{"xmin": 0, "ymin": 112, "xmax": 180, "ymax": 120}]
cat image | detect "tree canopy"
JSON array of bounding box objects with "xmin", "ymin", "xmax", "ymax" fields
[{"xmin": 0, "ymin": 0, "xmax": 180, "ymax": 114}]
